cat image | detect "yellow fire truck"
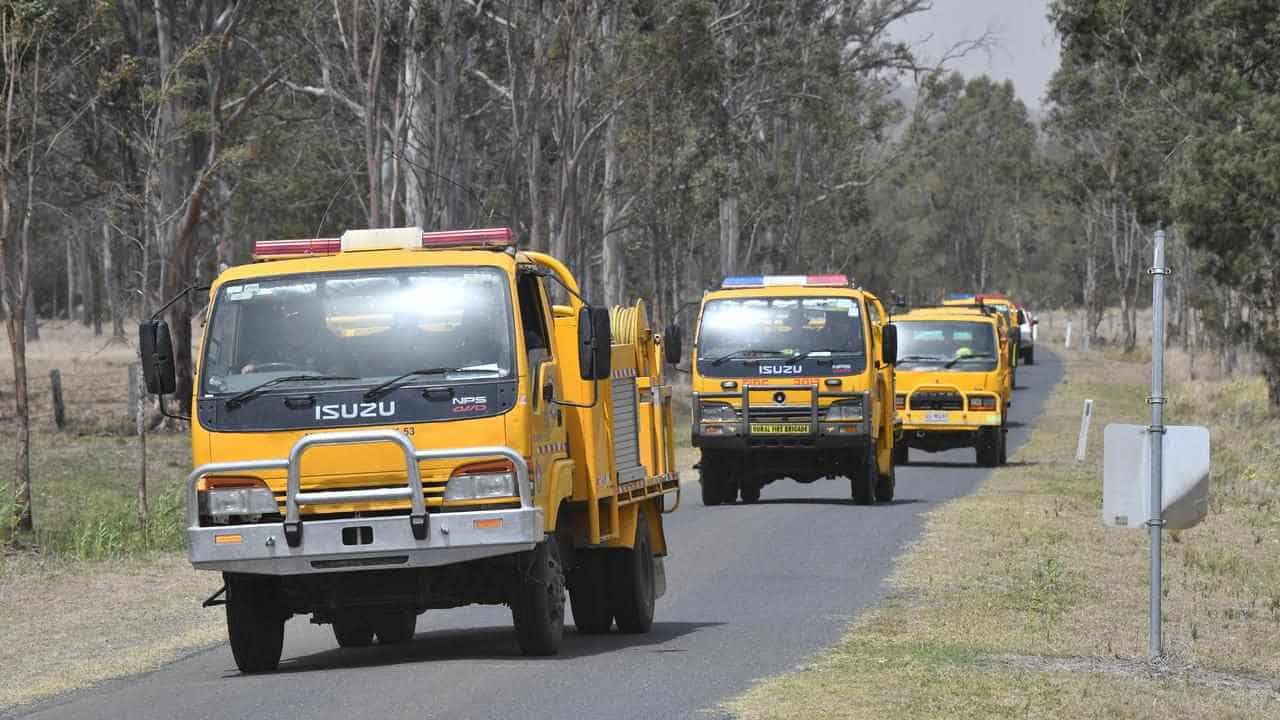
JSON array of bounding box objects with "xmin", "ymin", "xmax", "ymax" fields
[
  {"xmin": 687, "ymin": 275, "xmax": 898, "ymax": 505},
  {"xmin": 890, "ymin": 303, "xmax": 1012, "ymax": 467},
  {"xmin": 139, "ymin": 227, "xmax": 680, "ymax": 673}
]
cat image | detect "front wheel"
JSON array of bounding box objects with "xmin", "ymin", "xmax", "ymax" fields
[
  {"xmin": 976, "ymin": 428, "xmax": 1000, "ymax": 467},
  {"xmin": 611, "ymin": 510, "xmax": 656, "ymax": 634},
  {"xmin": 699, "ymin": 456, "xmax": 725, "ymax": 506},
  {"xmin": 892, "ymin": 441, "xmax": 909, "ymax": 466},
  {"xmin": 1025, "ymin": 347, "xmax": 1036, "ymax": 365},
  {"xmin": 511, "ymin": 537, "xmax": 566, "ymax": 656},
  {"xmin": 875, "ymin": 453, "xmax": 896, "ymax": 503},
  {"xmin": 851, "ymin": 445, "xmax": 876, "ymax": 505},
  {"xmin": 225, "ymin": 574, "xmax": 287, "ymax": 674},
  {"xmin": 739, "ymin": 479, "xmax": 761, "ymax": 504}
]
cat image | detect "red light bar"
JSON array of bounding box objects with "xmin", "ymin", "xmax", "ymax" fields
[
  {"xmin": 420, "ymin": 227, "xmax": 514, "ymax": 249},
  {"xmin": 251, "ymin": 238, "xmax": 340, "ymax": 261},
  {"xmin": 805, "ymin": 274, "xmax": 848, "ymax": 286}
]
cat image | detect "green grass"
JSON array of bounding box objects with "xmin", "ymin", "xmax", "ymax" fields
[{"xmin": 1, "ymin": 429, "xmax": 190, "ymax": 559}]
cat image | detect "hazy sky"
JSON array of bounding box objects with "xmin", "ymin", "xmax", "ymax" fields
[{"xmin": 895, "ymin": 0, "xmax": 1061, "ymax": 111}]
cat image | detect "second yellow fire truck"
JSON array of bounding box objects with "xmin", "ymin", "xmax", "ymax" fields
[{"xmin": 687, "ymin": 275, "xmax": 898, "ymax": 505}]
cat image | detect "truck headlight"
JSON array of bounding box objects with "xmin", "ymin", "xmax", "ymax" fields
[
  {"xmin": 446, "ymin": 461, "xmax": 517, "ymax": 501},
  {"xmin": 699, "ymin": 402, "xmax": 737, "ymax": 422},
  {"xmin": 824, "ymin": 400, "xmax": 863, "ymax": 421},
  {"xmin": 199, "ymin": 476, "xmax": 278, "ymax": 522},
  {"xmin": 969, "ymin": 395, "xmax": 998, "ymax": 411}
]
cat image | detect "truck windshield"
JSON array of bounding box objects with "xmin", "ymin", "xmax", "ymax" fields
[
  {"xmin": 894, "ymin": 321, "xmax": 998, "ymax": 371},
  {"xmin": 697, "ymin": 296, "xmax": 865, "ymax": 361},
  {"xmin": 200, "ymin": 266, "xmax": 514, "ymax": 396}
]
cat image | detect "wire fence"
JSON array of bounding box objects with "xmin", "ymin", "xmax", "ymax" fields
[{"xmin": 0, "ymin": 364, "xmax": 143, "ymax": 432}]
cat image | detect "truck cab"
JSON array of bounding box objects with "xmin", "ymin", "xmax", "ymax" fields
[
  {"xmin": 140, "ymin": 227, "xmax": 680, "ymax": 673},
  {"xmin": 890, "ymin": 304, "xmax": 1011, "ymax": 467},
  {"xmin": 688, "ymin": 275, "xmax": 898, "ymax": 505}
]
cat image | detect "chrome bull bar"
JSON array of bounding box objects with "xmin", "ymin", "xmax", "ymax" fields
[{"xmin": 185, "ymin": 429, "xmax": 530, "ymax": 549}]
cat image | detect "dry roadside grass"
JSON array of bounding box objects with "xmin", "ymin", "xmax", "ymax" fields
[
  {"xmin": 733, "ymin": 349, "xmax": 1280, "ymax": 718},
  {"xmin": 0, "ymin": 553, "xmax": 223, "ymax": 710}
]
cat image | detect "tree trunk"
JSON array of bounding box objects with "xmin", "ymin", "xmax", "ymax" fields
[
  {"xmin": 103, "ymin": 219, "xmax": 125, "ymax": 338},
  {"xmin": 719, "ymin": 194, "xmax": 739, "ymax": 280}
]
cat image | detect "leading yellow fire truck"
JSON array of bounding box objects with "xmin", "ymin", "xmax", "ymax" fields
[
  {"xmin": 140, "ymin": 227, "xmax": 680, "ymax": 673},
  {"xmin": 687, "ymin": 275, "xmax": 898, "ymax": 505}
]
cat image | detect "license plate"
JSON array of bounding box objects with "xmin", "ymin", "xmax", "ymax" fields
[
  {"xmin": 750, "ymin": 423, "xmax": 810, "ymax": 435},
  {"xmin": 923, "ymin": 411, "xmax": 950, "ymax": 423}
]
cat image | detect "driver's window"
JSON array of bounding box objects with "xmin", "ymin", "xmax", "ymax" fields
[{"xmin": 516, "ymin": 272, "xmax": 552, "ymax": 368}]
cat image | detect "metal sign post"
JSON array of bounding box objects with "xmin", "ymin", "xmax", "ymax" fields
[{"xmin": 1148, "ymin": 226, "xmax": 1169, "ymax": 657}]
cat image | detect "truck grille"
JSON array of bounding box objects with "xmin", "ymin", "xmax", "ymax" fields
[
  {"xmin": 910, "ymin": 391, "xmax": 963, "ymax": 411},
  {"xmin": 737, "ymin": 405, "xmax": 814, "ymax": 423}
]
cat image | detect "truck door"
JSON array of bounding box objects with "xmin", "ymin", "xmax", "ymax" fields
[{"xmin": 516, "ymin": 272, "xmax": 567, "ymax": 499}]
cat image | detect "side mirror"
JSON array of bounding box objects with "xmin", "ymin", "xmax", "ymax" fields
[
  {"xmin": 882, "ymin": 323, "xmax": 898, "ymax": 365},
  {"xmin": 138, "ymin": 320, "xmax": 177, "ymax": 395},
  {"xmin": 577, "ymin": 306, "xmax": 613, "ymax": 381},
  {"xmin": 1031, "ymin": 317, "xmax": 1039, "ymax": 326},
  {"xmin": 663, "ymin": 324, "xmax": 683, "ymax": 365}
]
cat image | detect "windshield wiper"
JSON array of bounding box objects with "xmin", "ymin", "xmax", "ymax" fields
[
  {"xmin": 944, "ymin": 352, "xmax": 995, "ymax": 369},
  {"xmin": 707, "ymin": 349, "xmax": 792, "ymax": 366},
  {"xmin": 363, "ymin": 366, "xmax": 500, "ymax": 400},
  {"xmin": 789, "ymin": 348, "xmax": 864, "ymax": 361},
  {"xmin": 896, "ymin": 354, "xmax": 947, "ymax": 364},
  {"xmin": 225, "ymin": 375, "xmax": 356, "ymax": 409}
]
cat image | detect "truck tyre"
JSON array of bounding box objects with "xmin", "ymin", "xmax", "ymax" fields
[
  {"xmin": 740, "ymin": 478, "xmax": 761, "ymax": 504},
  {"xmin": 699, "ymin": 456, "xmax": 723, "ymax": 506},
  {"xmin": 1025, "ymin": 347, "xmax": 1036, "ymax": 365},
  {"xmin": 511, "ymin": 536, "xmax": 565, "ymax": 656},
  {"xmin": 332, "ymin": 615, "xmax": 374, "ymax": 647},
  {"xmin": 225, "ymin": 573, "xmax": 286, "ymax": 674},
  {"xmin": 851, "ymin": 447, "xmax": 876, "ymax": 505},
  {"xmin": 568, "ymin": 550, "xmax": 613, "ymax": 634},
  {"xmin": 611, "ymin": 510, "xmax": 656, "ymax": 634},
  {"xmin": 998, "ymin": 426, "xmax": 1009, "ymax": 465},
  {"xmin": 893, "ymin": 441, "xmax": 909, "ymax": 466},
  {"xmin": 976, "ymin": 429, "xmax": 1000, "ymax": 467},
  {"xmin": 875, "ymin": 455, "xmax": 896, "ymax": 503},
  {"xmin": 373, "ymin": 610, "xmax": 417, "ymax": 645}
]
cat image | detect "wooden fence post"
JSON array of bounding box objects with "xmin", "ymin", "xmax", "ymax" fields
[
  {"xmin": 135, "ymin": 362, "xmax": 148, "ymax": 536},
  {"xmin": 127, "ymin": 363, "xmax": 140, "ymax": 432},
  {"xmin": 50, "ymin": 369, "xmax": 65, "ymax": 429}
]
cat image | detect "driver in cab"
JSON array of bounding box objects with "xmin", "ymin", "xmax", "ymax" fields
[{"xmin": 239, "ymin": 301, "xmax": 353, "ymax": 376}]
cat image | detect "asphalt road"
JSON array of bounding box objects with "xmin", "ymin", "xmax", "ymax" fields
[{"xmin": 18, "ymin": 352, "xmax": 1063, "ymax": 720}]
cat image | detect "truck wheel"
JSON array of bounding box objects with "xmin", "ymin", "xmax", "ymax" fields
[
  {"xmin": 225, "ymin": 573, "xmax": 286, "ymax": 674},
  {"xmin": 976, "ymin": 429, "xmax": 1000, "ymax": 467},
  {"xmin": 568, "ymin": 550, "xmax": 613, "ymax": 634},
  {"xmin": 893, "ymin": 441, "xmax": 909, "ymax": 466},
  {"xmin": 875, "ymin": 457, "xmax": 896, "ymax": 503},
  {"xmin": 373, "ymin": 610, "xmax": 417, "ymax": 645},
  {"xmin": 998, "ymin": 426, "xmax": 1009, "ymax": 465},
  {"xmin": 699, "ymin": 457, "xmax": 723, "ymax": 506},
  {"xmin": 611, "ymin": 510, "xmax": 656, "ymax": 634},
  {"xmin": 851, "ymin": 447, "xmax": 876, "ymax": 505},
  {"xmin": 511, "ymin": 536, "xmax": 566, "ymax": 656},
  {"xmin": 332, "ymin": 615, "xmax": 374, "ymax": 647},
  {"xmin": 1025, "ymin": 347, "xmax": 1036, "ymax": 365},
  {"xmin": 740, "ymin": 479, "xmax": 761, "ymax": 504}
]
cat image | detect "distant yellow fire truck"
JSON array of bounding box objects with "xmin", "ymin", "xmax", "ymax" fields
[
  {"xmin": 140, "ymin": 227, "xmax": 680, "ymax": 673},
  {"xmin": 686, "ymin": 275, "xmax": 899, "ymax": 505},
  {"xmin": 890, "ymin": 303, "xmax": 1012, "ymax": 467}
]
